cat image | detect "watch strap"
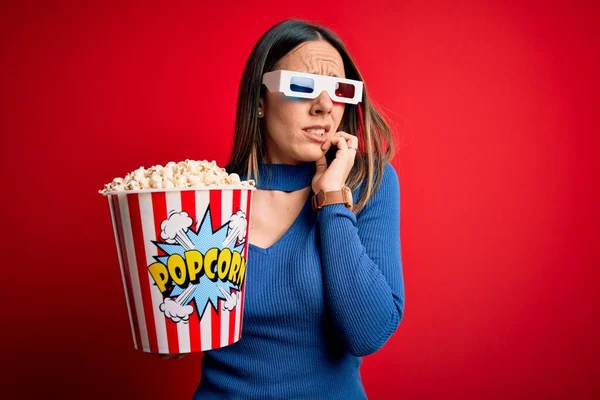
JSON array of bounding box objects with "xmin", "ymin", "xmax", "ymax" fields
[{"xmin": 312, "ymin": 187, "xmax": 353, "ymax": 211}]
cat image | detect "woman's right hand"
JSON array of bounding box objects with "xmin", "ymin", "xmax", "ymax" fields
[{"xmin": 157, "ymin": 353, "xmax": 188, "ymax": 360}]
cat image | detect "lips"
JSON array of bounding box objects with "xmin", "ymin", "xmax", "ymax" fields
[
  {"xmin": 302, "ymin": 125, "xmax": 330, "ymax": 144},
  {"xmin": 302, "ymin": 124, "xmax": 331, "ymax": 136}
]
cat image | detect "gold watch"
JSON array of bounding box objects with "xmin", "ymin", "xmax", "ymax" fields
[{"xmin": 312, "ymin": 186, "xmax": 353, "ymax": 211}]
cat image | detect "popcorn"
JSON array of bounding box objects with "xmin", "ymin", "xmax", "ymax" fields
[
  {"xmin": 140, "ymin": 177, "xmax": 150, "ymax": 189},
  {"xmin": 132, "ymin": 168, "xmax": 145, "ymax": 182},
  {"xmin": 99, "ymin": 159, "xmax": 255, "ymax": 194},
  {"xmin": 174, "ymin": 175, "xmax": 187, "ymax": 188},
  {"xmin": 127, "ymin": 180, "xmax": 141, "ymax": 191},
  {"xmin": 162, "ymin": 167, "xmax": 174, "ymax": 180},
  {"xmin": 228, "ymin": 173, "xmax": 241, "ymax": 184},
  {"xmin": 150, "ymin": 173, "xmax": 163, "ymax": 188}
]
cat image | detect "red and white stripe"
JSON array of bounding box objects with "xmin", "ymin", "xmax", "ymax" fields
[
  {"xmin": 107, "ymin": 188, "xmax": 253, "ymax": 354},
  {"xmin": 108, "ymin": 197, "xmax": 139, "ymax": 350}
]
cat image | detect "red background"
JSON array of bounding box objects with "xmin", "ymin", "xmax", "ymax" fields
[{"xmin": 1, "ymin": 1, "xmax": 598, "ymax": 399}]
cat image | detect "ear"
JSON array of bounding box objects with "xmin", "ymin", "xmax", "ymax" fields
[{"xmin": 258, "ymin": 97, "xmax": 264, "ymax": 112}]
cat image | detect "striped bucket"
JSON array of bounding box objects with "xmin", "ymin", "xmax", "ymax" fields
[{"xmin": 104, "ymin": 186, "xmax": 255, "ymax": 354}]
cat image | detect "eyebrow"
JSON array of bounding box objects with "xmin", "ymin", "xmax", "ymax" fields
[{"xmin": 309, "ymin": 71, "xmax": 339, "ymax": 77}]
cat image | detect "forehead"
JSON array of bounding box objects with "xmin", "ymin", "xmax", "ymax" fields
[{"xmin": 276, "ymin": 40, "xmax": 345, "ymax": 77}]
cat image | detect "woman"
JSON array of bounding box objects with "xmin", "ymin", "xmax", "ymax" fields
[{"xmin": 194, "ymin": 19, "xmax": 405, "ymax": 399}]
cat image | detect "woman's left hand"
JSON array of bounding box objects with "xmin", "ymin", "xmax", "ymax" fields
[{"xmin": 312, "ymin": 131, "xmax": 358, "ymax": 193}]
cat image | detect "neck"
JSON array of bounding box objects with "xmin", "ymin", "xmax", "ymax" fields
[{"xmin": 246, "ymin": 161, "xmax": 315, "ymax": 192}]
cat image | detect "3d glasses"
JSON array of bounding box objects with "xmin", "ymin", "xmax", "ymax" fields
[{"xmin": 262, "ymin": 70, "xmax": 363, "ymax": 104}]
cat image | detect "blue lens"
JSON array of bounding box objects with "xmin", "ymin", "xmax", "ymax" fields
[{"xmin": 290, "ymin": 76, "xmax": 314, "ymax": 93}]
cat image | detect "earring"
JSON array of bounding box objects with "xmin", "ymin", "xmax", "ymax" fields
[{"xmin": 258, "ymin": 110, "xmax": 263, "ymax": 117}]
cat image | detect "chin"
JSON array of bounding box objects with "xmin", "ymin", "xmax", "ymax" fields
[{"xmin": 297, "ymin": 147, "xmax": 326, "ymax": 163}]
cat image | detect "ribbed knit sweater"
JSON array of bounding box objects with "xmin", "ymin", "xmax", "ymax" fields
[{"xmin": 193, "ymin": 161, "xmax": 405, "ymax": 399}]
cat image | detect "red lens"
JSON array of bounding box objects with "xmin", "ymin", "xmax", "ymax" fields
[{"xmin": 335, "ymin": 82, "xmax": 355, "ymax": 98}]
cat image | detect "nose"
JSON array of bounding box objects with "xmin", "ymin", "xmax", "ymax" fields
[{"xmin": 309, "ymin": 90, "xmax": 334, "ymax": 116}]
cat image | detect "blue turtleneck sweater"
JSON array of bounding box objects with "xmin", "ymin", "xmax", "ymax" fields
[{"xmin": 193, "ymin": 162, "xmax": 405, "ymax": 399}]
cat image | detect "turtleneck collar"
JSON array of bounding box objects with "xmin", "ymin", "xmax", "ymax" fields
[{"xmin": 244, "ymin": 162, "xmax": 315, "ymax": 192}]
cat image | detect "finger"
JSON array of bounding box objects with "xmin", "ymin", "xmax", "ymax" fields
[
  {"xmin": 321, "ymin": 138, "xmax": 332, "ymax": 152},
  {"xmin": 160, "ymin": 353, "xmax": 186, "ymax": 360},
  {"xmin": 347, "ymin": 135, "xmax": 359, "ymax": 151},
  {"xmin": 321, "ymin": 131, "xmax": 341, "ymax": 152},
  {"xmin": 328, "ymin": 137, "xmax": 345, "ymax": 156},
  {"xmin": 335, "ymin": 132, "xmax": 358, "ymax": 150},
  {"xmin": 329, "ymin": 136, "xmax": 342, "ymax": 146},
  {"xmin": 335, "ymin": 135, "xmax": 348, "ymax": 151}
]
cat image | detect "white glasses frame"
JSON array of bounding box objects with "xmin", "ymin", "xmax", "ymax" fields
[{"xmin": 262, "ymin": 70, "xmax": 363, "ymax": 104}]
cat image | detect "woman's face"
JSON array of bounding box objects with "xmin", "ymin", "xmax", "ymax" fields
[{"xmin": 259, "ymin": 40, "xmax": 346, "ymax": 165}]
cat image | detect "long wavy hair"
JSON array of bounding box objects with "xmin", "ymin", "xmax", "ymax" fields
[{"xmin": 226, "ymin": 19, "xmax": 395, "ymax": 214}]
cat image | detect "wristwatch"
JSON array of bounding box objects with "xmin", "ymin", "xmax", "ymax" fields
[{"xmin": 312, "ymin": 186, "xmax": 353, "ymax": 211}]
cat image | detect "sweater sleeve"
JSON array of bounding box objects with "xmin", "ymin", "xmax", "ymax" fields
[{"xmin": 317, "ymin": 163, "xmax": 405, "ymax": 357}]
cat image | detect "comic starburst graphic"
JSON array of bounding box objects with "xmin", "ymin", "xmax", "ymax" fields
[{"xmin": 151, "ymin": 206, "xmax": 245, "ymax": 320}]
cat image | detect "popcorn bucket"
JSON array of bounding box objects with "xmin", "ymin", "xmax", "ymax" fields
[{"xmin": 105, "ymin": 186, "xmax": 255, "ymax": 354}]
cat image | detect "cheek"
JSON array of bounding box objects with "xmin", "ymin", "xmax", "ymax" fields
[
  {"xmin": 333, "ymin": 104, "xmax": 346, "ymax": 127},
  {"xmin": 273, "ymin": 102, "xmax": 306, "ymax": 132}
]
